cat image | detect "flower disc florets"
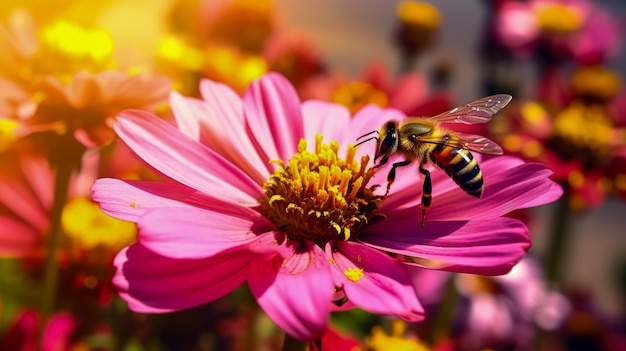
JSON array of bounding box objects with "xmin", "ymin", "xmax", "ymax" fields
[{"xmin": 261, "ymin": 134, "xmax": 383, "ymax": 246}]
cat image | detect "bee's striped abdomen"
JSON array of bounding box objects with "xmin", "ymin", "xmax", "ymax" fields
[{"xmin": 430, "ymin": 138, "xmax": 484, "ymax": 198}]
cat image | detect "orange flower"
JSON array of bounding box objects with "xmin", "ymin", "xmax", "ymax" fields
[{"xmin": 22, "ymin": 71, "xmax": 171, "ymax": 165}]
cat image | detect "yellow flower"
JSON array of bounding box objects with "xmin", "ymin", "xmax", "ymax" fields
[
  {"xmin": 332, "ymin": 81, "xmax": 389, "ymax": 115},
  {"xmin": 62, "ymin": 197, "xmax": 135, "ymax": 253},
  {"xmin": 365, "ymin": 319, "xmax": 429, "ymax": 351},
  {"xmin": 0, "ymin": 10, "xmax": 114, "ymax": 85},
  {"xmin": 202, "ymin": 44, "xmax": 268, "ymax": 94},
  {"xmin": 396, "ymin": 1, "xmax": 441, "ymax": 30},
  {"xmin": 571, "ymin": 66, "xmax": 622, "ymax": 101},
  {"xmin": 533, "ymin": 3, "xmax": 584, "ymax": 34},
  {"xmin": 168, "ymin": 0, "xmax": 277, "ymax": 53}
]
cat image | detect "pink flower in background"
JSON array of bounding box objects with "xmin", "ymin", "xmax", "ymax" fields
[
  {"xmin": 0, "ymin": 152, "xmax": 52, "ymax": 258},
  {"xmin": 495, "ymin": 66, "xmax": 626, "ymax": 209},
  {"xmin": 495, "ymin": 0, "xmax": 620, "ymax": 64},
  {"xmin": 0, "ymin": 147, "xmax": 136, "ymax": 261},
  {"xmin": 300, "ymin": 60, "xmax": 446, "ymax": 116},
  {"xmin": 263, "ymin": 31, "xmax": 325, "ymax": 90},
  {"xmin": 92, "ymin": 72, "xmax": 560, "ymax": 340},
  {"xmin": 0, "ymin": 309, "xmax": 76, "ymax": 351},
  {"xmin": 410, "ymin": 257, "xmax": 570, "ymax": 350}
]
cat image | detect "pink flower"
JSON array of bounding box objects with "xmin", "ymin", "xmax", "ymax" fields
[
  {"xmin": 410, "ymin": 257, "xmax": 570, "ymax": 349},
  {"xmin": 92, "ymin": 72, "xmax": 561, "ymax": 341},
  {"xmin": 0, "ymin": 151, "xmax": 52, "ymax": 258},
  {"xmin": 494, "ymin": 0, "xmax": 620, "ymax": 64},
  {"xmin": 0, "ymin": 309, "xmax": 76, "ymax": 351},
  {"xmin": 300, "ymin": 60, "xmax": 439, "ymax": 116}
]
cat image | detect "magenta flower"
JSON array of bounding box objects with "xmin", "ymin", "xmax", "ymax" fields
[
  {"xmin": 92, "ymin": 72, "xmax": 561, "ymax": 341},
  {"xmin": 0, "ymin": 309, "xmax": 76, "ymax": 351},
  {"xmin": 410, "ymin": 257, "xmax": 571, "ymax": 349},
  {"xmin": 495, "ymin": 0, "xmax": 620, "ymax": 64}
]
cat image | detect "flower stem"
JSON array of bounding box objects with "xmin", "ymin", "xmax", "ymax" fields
[
  {"xmin": 544, "ymin": 183, "xmax": 572, "ymax": 284},
  {"xmin": 41, "ymin": 164, "xmax": 73, "ymax": 321},
  {"xmin": 427, "ymin": 273, "xmax": 458, "ymax": 346},
  {"xmin": 281, "ymin": 333, "xmax": 310, "ymax": 351},
  {"xmin": 397, "ymin": 54, "xmax": 416, "ymax": 75}
]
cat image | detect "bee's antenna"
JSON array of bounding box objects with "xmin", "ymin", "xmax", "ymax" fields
[
  {"xmin": 356, "ymin": 130, "xmax": 379, "ymax": 147},
  {"xmin": 357, "ymin": 130, "xmax": 378, "ymax": 141}
]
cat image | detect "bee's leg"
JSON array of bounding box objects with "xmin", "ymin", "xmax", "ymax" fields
[
  {"xmin": 418, "ymin": 163, "xmax": 432, "ymax": 228},
  {"xmin": 385, "ymin": 160, "xmax": 412, "ymax": 197}
]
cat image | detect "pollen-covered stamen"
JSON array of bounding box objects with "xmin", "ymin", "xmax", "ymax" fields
[{"xmin": 261, "ymin": 134, "xmax": 383, "ymax": 246}]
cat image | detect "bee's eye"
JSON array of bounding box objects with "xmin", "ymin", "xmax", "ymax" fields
[
  {"xmin": 409, "ymin": 134, "xmax": 418, "ymax": 142},
  {"xmin": 379, "ymin": 132, "xmax": 396, "ymax": 155}
]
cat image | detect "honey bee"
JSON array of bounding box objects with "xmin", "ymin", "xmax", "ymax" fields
[{"xmin": 357, "ymin": 94, "xmax": 512, "ymax": 227}]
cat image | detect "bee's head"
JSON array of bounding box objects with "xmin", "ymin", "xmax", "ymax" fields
[{"xmin": 375, "ymin": 121, "xmax": 399, "ymax": 163}]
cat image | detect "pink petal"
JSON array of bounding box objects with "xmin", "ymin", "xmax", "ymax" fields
[
  {"xmin": 248, "ymin": 241, "xmax": 334, "ymax": 341},
  {"xmin": 0, "ymin": 310, "xmax": 38, "ymax": 351},
  {"xmin": 199, "ymin": 79, "xmax": 245, "ymax": 123},
  {"xmin": 381, "ymin": 158, "xmax": 556, "ymax": 221},
  {"xmin": 0, "ymin": 217, "xmax": 41, "ymax": 257},
  {"xmin": 67, "ymin": 71, "xmax": 101, "ymax": 108},
  {"xmin": 43, "ymin": 313, "xmax": 76, "ymax": 351},
  {"xmin": 243, "ymin": 72, "xmax": 304, "ymax": 162},
  {"xmin": 91, "ymin": 178, "xmax": 240, "ymax": 222},
  {"xmin": 380, "ymin": 155, "xmax": 526, "ymax": 214},
  {"xmin": 301, "ymin": 100, "xmax": 351, "ymax": 145},
  {"xmin": 342, "ymin": 105, "xmax": 406, "ymax": 160},
  {"xmin": 170, "ymin": 92, "xmax": 204, "ymax": 141},
  {"xmin": 330, "ymin": 241, "xmax": 424, "ymax": 321},
  {"xmin": 427, "ymin": 162, "xmax": 556, "ymax": 221},
  {"xmin": 137, "ymin": 207, "xmax": 275, "ymax": 259},
  {"xmin": 19, "ymin": 156, "xmax": 53, "ymax": 211},
  {"xmin": 0, "ymin": 167, "xmax": 49, "ymax": 227},
  {"xmin": 520, "ymin": 181, "xmax": 563, "ymax": 208},
  {"xmin": 361, "ymin": 218, "xmax": 530, "ymax": 275},
  {"xmin": 170, "ymin": 92, "xmax": 271, "ymax": 184},
  {"xmin": 114, "ymin": 110, "xmax": 263, "ymax": 205},
  {"xmin": 387, "ymin": 73, "xmax": 429, "ymax": 112},
  {"xmin": 113, "ymin": 244, "xmax": 249, "ymax": 313},
  {"xmin": 403, "ymin": 266, "xmax": 451, "ymax": 305}
]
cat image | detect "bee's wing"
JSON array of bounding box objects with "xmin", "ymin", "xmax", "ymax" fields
[
  {"xmin": 416, "ymin": 133, "xmax": 503, "ymax": 155},
  {"xmin": 429, "ymin": 94, "xmax": 512, "ymax": 124}
]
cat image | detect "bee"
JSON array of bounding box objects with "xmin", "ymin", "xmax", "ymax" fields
[{"xmin": 357, "ymin": 94, "xmax": 512, "ymax": 227}]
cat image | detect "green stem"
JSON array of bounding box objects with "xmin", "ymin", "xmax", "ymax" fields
[
  {"xmin": 40, "ymin": 164, "xmax": 73, "ymax": 321},
  {"xmin": 427, "ymin": 273, "xmax": 458, "ymax": 346},
  {"xmin": 397, "ymin": 53, "xmax": 417, "ymax": 75},
  {"xmin": 281, "ymin": 333, "xmax": 310, "ymax": 351},
  {"xmin": 544, "ymin": 184, "xmax": 572, "ymax": 285}
]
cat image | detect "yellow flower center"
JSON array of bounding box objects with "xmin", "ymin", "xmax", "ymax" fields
[
  {"xmin": 332, "ymin": 81, "xmax": 389, "ymax": 115},
  {"xmin": 522, "ymin": 102, "xmax": 548, "ymax": 124},
  {"xmin": 260, "ymin": 134, "xmax": 383, "ymax": 246},
  {"xmin": 62, "ymin": 197, "xmax": 135, "ymax": 252},
  {"xmin": 458, "ymin": 274, "xmax": 502, "ymax": 296},
  {"xmin": 534, "ymin": 3, "xmax": 583, "ymax": 34},
  {"xmin": 365, "ymin": 319, "xmax": 430, "ymax": 351},
  {"xmin": 552, "ymin": 102, "xmax": 613, "ymax": 161},
  {"xmin": 396, "ymin": 1, "xmax": 441, "ymax": 30},
  {"xmin": 36, "ymin": 21, "xmax": 113, "ymax": 81},
  {"xmin": 571, "ymin": 66, "xmax": 622, "ymax": 101},
  {"xmin": 0, "ymin": 119, "xmax": 20, "ymax": 152}
]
